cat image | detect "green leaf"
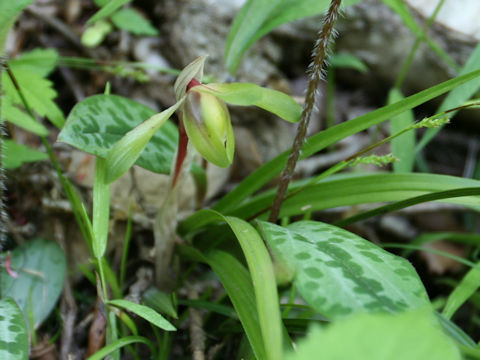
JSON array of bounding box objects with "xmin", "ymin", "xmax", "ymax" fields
[
  {"xmin": 0, "ymin": 297, "xmax": 28, "ymax": 360},
  {"xmin": 0, "ymin": 0, "xmax": 32, "ymax": 53},
  {"xmin": 285, "ymin": 308, "xmax": 461, "ymax": 360},
  {"xmin": 108, "ymin": 299, "xmax": 176, "ymax": 331},
  {"xmin": 142, "ymin": 287, "xmax": 178, "ymax": 319},
  {"xmin": 178, "ymin": 244, "xmax": 266, "ymax": 360},
  {"xmin": 1, "ymin": 238, "xmax": 66, "ymax": 329},
  {"xmin": 3, "ymin": 67, "xmax": 65, "ymax": 128},
  {"xmin": 92, "ymin": 158, "xmax": 110, "ymax": 258},
  {"xmin": 193, "ymin": 82, "xmax": 302, "ymax": 123},
  {"xmin": 443, "ymin": 264, "xmax": 480, "ymax": 320},
  {"xmin": 86, "ymin": 335, "xmax": 154, "ymax": 360},
  {"xmin": 81, "ymin": 20, "xmax": 113, "ymax": 48},
  {"xmin": 381, "ymin": 0, "xmax": 456, "ymax": 72},
  {"xmin": 329, "ymin": 53, "xmax": 368, "ymax": 73},
  {"xmin": 105, "ymin": 98, "xmax": 184, "ymax": 183},
  {"xmin": 58, "ymin": 94, "xmax": 178, "ymax": 175},
  {"xmin": 3, "ymin": 140, "xmax": 48, "ymax": 169},
  {"xmin": 179, "ymin": 211, "xmax": 283, "ymax": 360},
  {"xmin": 214, "ymin": 173, "xmax": 480, "ymax": 222},
  {"xmin": 3, "ymin": 100, "xmax": 49, "ymax": 136},
  {"xmin": 87, "ymin": 0, "xmax": 132, "ymax": 24},
  {"xmin": 225, "ymin": 0, "xmax": 360, "ymax": 74},
  {"xmin": 259, "ymin": 221, "xmax": 429, "ymax": 318},
  {"xmin": 211, "ymin": 69, "xmax": 480, "ymax": 215},
  {"xmin": 8, "ymin": 48, "xmax": 58, "ymax": 77},
  {"xmin": 388, "ymin": 88, "xmax": 415, "ymax": 173},
  {"xmin": 418, "ymin": 42, "xmax": 480, "ymax": 150},
  {"xmin": 174, "ymin": 55, "xmax": 207, "ymax": 101},
  {"xmin": 111, "ymin": 8, "xmax": 158, "ymax": 36}
]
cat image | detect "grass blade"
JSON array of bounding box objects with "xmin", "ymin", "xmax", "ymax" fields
[
  {"xmin": 86, "ymin": 335, "xmax": 154, "ymax": 360},
  {"xmin": 443, "ymin": 264, "xmax": 480, "ymax": 320}
]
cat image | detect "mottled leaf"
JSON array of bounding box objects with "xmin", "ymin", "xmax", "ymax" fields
[
  {"xmin": 259, "ymin": 220, "xmax": 429, "ymax": 318},
  {"xmin": 0, "ymin": 297, "xmax": 28, "ymax": 360},
  {"xmin": 1, "ymin": 238, "xmax": 66, "ymax": 329},
  {"xmin": 286, "ymin": 308, "xmax": 461, "ymax": 360},
  {"xmin": 58, "ymin": 94, "xmax": 178, "ymax": 175}
]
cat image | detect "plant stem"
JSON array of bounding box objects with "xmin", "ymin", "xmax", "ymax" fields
[{"xmin": 268, "ymin": 0, "xmax": 342, "ymax": 223}]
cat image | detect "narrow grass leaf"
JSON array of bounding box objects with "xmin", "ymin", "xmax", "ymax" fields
[
  {"xmin": 59, "ymin": 94, "xmax": 178, "ymax": 175},
  {"xmin": 194, "ymin": 83, "xmax": 302, "ymax": 123},
  {"xmin": 418, "ymin": 42, "xmax": 480, "ymax": 150},
  {"xmin": 212, "ymin": 69, "xmax": 480, "ymax": 214},
  {"xmin": 218, "ymin": 173, "xmax": 480, "ymax": 222},
  {"xmin": 92, "ymin": 158, "xmax": 110, "ymax": 258},
  {"xmin": 435, "ymin": 312, "xmax": 477, "ymax": 348},
  {"xmin": 177, "ymin": 244, "xmax": 266, "ymax": 360},
  {"xmin": 108, "ymin": 299, "xmax": 176, "ymax": 331},
  {"xmin": 225, "ymin": 0, "xmax": 360, "ymax": 74},
  {"xmin": 0, "ymin": 297, "xmax": 28, "ymax": 360},
  {"xmin": 86, "ymin": 335, "xmax": 154, "ymax": 360},
  {"xmin": 1, "ymin": 239, "xmax": 66, "ymax": 329},
  {"xmin": 336, "ymin": 187, "xmax": 480, "ymax": 227},
  {"xmin": 443, "ymin": 264, "xmax": 480, "ymax": 320},
  {"xmin": 105, "ymin": 98, "xmax": 184, "ymax": 183},
  {"xmin": 260, "ymin": 221, "xmax": 429, "ymax": 318},
  {"xmin": 87, "ymin": 0, "xmax": 131, "ymax": 24},
  {"xmin": 285, "ymin": 309, "xmax": 461, "ymax": 360},
  {"xmin": 388, "ymin": 88, "xmax": 415, "ymax": 173},
  {"xmin": 143, "ymin": 287, "xmax": 178, "ymax": 319}
]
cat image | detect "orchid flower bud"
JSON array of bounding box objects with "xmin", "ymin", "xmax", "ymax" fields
[{"xmin": 183, "ymin": 84, "xmax": 235, "ymax": 168}]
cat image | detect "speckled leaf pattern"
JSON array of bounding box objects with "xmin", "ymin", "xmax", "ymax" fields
[
  {"xmin": 0, "ymin": 297, "xmax": 28, "ymax": 360},
  {"xmin": 1, "ymin": 238, "xmax": 66, "ymax": 329},
  {"xmin": 58, "ymin": 94, "xmax": 178, "ymax": 174},
  {"xmin": 259, "ymin": 221, "xmax": 429, "ymax": 318}
]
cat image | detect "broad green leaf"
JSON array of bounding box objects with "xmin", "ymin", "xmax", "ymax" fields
[
  {"xmin": 211, "ymin": 172, "xmax": 480, "ymax": 222},
  {"xmin": 418, "ymin": 42, "xmax": 480, "ymax": 150},
  {"xmin": 86, "ymin": 335, "xmax": 154, "ymax": 360},
  {"xmin": 108, "ymin": 299, "xmax": 176, "ymax": 331},
  {"xmin": 3, "ymin": 140, "xmax": 48, "ymax": 169},
  {"xmin": 8, "ymin": 48, "xmax": 58, "ymax": 77},
  {"xmin": 211, "ymin": 69, "xmax": 480, "ymax": 215},
  {"xmin": 193, "ymin": 83, "xmax": 302, "ymax": 123},
  {"xmin": 225, "ymin": 0, "xmax": 360, "ymax": 74},
  {"xmin": 3, "ymin": 100, "xmax": 49, "ymax": 136},
  {"xmin": 329, "ymin": 53, "xmax": 368, "ymax": 73},
  {"xmin": 105, "ymin": 97, "xmax": 184, "ymax": 183},
  {"xmin": 87, "ymin": 0, "xmax": 132, "ymax": 24},
  {"xmin": 285, "ymin": 308, "xmax": 461, "ymax": 360},
  {"xmin": 260, "ymin": 221, "xmax": 429, "ymax": 318},
  {"xmin": 92, "ymin": 158, "xmax": 110, "ymax": 258},
  {"xmin": 3, "ymin": 67, "xmax": 65, "ymax": 128},
  {"xmin": 111, "ymin": 8, "xmax": 158, "ymax": 36},
  {"xmin": 0, "ymin": 297, "xmax": 28, "ymax": 360},
  {"xmin": 178, "ymin": 244, "xmax": 266, "ymax": 360},
  {"xmin": 58, "ymin": 94, "xmax": 178, "ymax": 175},
  {"xmin": 1, "ymin": 238, "xmax": 66, "ymax": 329},
  {"xmin": 388, "ymin": 88, "xmax": 415, "ymax": 173},
  {"xmin": 0, "ymin": 0, "xmax": 32, "ymax": 53},
  {"xmin": 443, "ymin": 264, "xmax": 480, "ymax": 320}
]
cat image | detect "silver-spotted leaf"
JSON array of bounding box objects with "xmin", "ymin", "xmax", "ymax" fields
[
  {"xmin": 0, "ymin": 297, "xmax": 28, "ymax": 360},
  {"xmin": 58, "ymin": 94, "xmax": 178, "ymax": 175},
  {"xmin": 1, "ymin": 238, "xmax": 66, "ymax": 329},
  {"xmin": 259, "ymin": 220, "xmax": 429, "ymax": 318}
]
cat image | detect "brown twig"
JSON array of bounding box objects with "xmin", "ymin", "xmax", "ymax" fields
[
  {"xmin": 188, "ymin": 288, "xmax": 206, "ymax": 360},
  {"xmin": 268, "ymin": 0, "xmax": 342, "ymax": 223}
]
